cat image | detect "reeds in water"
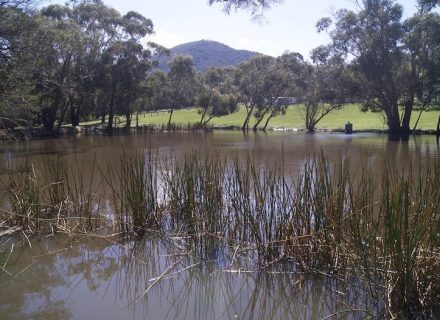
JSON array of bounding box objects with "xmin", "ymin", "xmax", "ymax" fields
[
  {"xmin": 0, "ymin": 150, "xmax": 439, "ymax": 317},
  {"xmin": 1, "ymin": 156, "xmax": 102, "ymax": 233},
  {"xmin": 106, "ymin": 152, "xmax": 158, "ymax": 234}
]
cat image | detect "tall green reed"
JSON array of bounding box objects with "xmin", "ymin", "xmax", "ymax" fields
[{"xmin": 106, "ymin": 151, "xmax": 158, "ymax": 234}]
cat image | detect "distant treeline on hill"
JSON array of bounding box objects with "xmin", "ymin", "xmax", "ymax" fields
[{"xmin": 153, "ymin": 40, "xmax": 261, "ymax": 72}]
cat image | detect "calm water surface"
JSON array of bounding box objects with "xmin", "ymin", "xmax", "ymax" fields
[
  {"xmin": 0, "ymin": 131, "xmax": 439, "ymax": 320},
  {"xmin": 0, "ymin": 131, "xmax": 439, "ymax": 170}
]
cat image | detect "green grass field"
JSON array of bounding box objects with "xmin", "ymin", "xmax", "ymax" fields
[{"xmin": 82, "ymin": 104, "xmax": 440, "ymax": 131}]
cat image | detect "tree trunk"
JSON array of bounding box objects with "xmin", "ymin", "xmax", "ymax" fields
[
  {"xmin": 252, "ymin": 109, "xmax": 269, "ymax": 131},
  {"xmin": 242, "ymin": 105, "xmax": 254, "ymax": 131},
  {"xmin": 437, "ymin": 115, "xmax": 440, "ymax": 136},
  {"xmin": 71, "ymin": 109, "xmax": 80, "ymax": 127},
  {"xmin": 262, "ymin": 111, "xmax": 275, "ymax": 131},
  {"xmin": 125, "ymin": 112, "xmax": 131, "ymax": 129},
  {"xmin": 167, "ymin": 108, "xmax": 174, "ymax": 130},
  {"xmin": 199, "ymin": 109, "xmax": 207, "ymax": 126},
  {"xmin": 304, "ymin": 102, "xmax": 317, "ymax": 131},
  {"xmin": 107, "ymin": 92, "xmax": 115, "ymax": 133},
  {"xmin": 56, "ymin": 104, "xmax": 68, "ymax": 132},
  {"xmin": 412, "ymin": 107, "xmax": 424, "ymax": 132},
  {"xmin": 202, "ymin": 115, "xmax": 215, "ymax": 127},
  {"xmin": 70, "ymin": 100, "xmax": 80, "ymax": 127},
  {"xmin": 401, "ymin": 97, "xmax": 414, "ymax": 135},
  {"xmin": 385, "ymin": 102, "xmax": 403, "ymax": 138},
  {"xmin": 252, "ymin": 102, "xmax": 275, "ymax": 131},
  {"xmin": 41, "ymin": 107, "xmax": 56, "ymax": 132}
]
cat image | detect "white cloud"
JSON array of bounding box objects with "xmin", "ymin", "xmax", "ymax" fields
[
  {"xmin": 238, "ymin": 37, "xmax": 252, "ymax": 48},
  {"xmin": 149, "ymin": 29, "xmax": 187, "ymax": 49}
]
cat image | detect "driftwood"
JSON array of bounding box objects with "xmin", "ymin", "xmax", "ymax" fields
[{"xmin": 0, "ymin": 226, "xmax": 22, "ymax": 238}]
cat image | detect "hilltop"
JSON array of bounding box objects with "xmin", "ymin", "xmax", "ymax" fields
[{"xmin": 153, "ymin": 40, "xmax": 262, "ymax": 72}]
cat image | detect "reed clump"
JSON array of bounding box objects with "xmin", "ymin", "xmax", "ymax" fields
[
  {"xmin": 156, "ymin": 152, "xmax": 440, "ymax": 317},
  {"xmin": 1, "ymin": 157, "xmax": 102, "ymax": 233},
  {"xmin": 106, "ymin": 152, "xmax": 159, "ymax": 234},
  {"xmin": 3, "ymin": 161, "xmax": 41, "ymax": 230}
]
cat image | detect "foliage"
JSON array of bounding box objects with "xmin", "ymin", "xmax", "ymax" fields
[
  {"xmin": 1, "ymin": 0, "xmax": 159, "ymax": 133},
  {"xmin": 235, "ymin": 55, "xmax": 275, "ymax": 131},
  {"xmin": 195, "ymin": 67, "xmax": 239, "ymax": 126},
  {"xmin": 208, "ymin": 0, "xmax": 283, "ymax": 19},
  {"xmin": 318, "ymin": 0, "xmax": 440, "ymax": 136},
  {"xmin": 166, "ymin": 55, "xmax": 197, "ymax": 129},
  {"xmin": 145, "ymin": 71, "xmax": 172, "ymax": 111},
  {"xmin": 196, "ymin": 87, "xmax": 239, "ymax": 125},
  {"xmin": 0, "ymin": 0, "xmax": 439, "ymax": 138},
  {"xmin": 301, "ymin": 47, "xmax": 356, "ymax": 131}
]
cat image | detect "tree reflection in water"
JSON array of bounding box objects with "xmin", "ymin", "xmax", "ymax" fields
[{"xmin": 0, "ymin": 235, "xmax": 383, "ymax": 319}]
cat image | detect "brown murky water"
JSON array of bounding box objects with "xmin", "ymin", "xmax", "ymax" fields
[
  {"xmin": 0, "ymin": 131, "xmax": 439, "ymax": 319},
  {"xmin": 0, "ymin": 131, "xmax": 438, "ymax": 171}
]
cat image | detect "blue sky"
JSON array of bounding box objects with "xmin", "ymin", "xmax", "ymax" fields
[{"xmin": 46, "ymin": 0, "xmax": 420, "ymax": 58}]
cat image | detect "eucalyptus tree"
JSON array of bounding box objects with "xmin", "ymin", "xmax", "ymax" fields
[
  {"xmin": 32, "ymin": 4, "xmax": 85, "ymax": 131},
  {"xmin": 317, "ymin": 0, "xmax": 440, "ymax": 136},
  {"xmin": 89, "ymin": 6, "xmax": 155, "ymax": 131},
  {"xmin": 0, "ymin": 0, "xmax": 41, "ymax": 126},
  {"xmin": 301, "ymin": 46, "xmax": 355, "ymax": 132},
  {"xmin": 69, "ymin": 0, "xmax": 122, "ymax": 128},
  {"xmin": 403, "ymin": 2, "xmax": 440, "ymax": 131},
  {"xmin": 15, "ymin": 1, "xmax": 149, "ymax": 132},
  {"xmin": 167, "ymin": 55, "xmax": 197, "ymax": 129},
  {"xmin": 195, "ymin": 85, "xmax": 239, "ymax": 126},
  {"xmin": 195, "ymin": 67, "xmax": 239, "ymax": 126},
  {"xmin": 236, "ymin": 55, "xmax": 297, "ymax": 131},
  {"xmin": 235, "ymin": 55, "xmax": 273, "ymax": 131},
  {"xmin": 114, "ymin": 41, "xmax": 152, "ymax": 129},
  {"xmin": 0, "ymin": 0, "xmax": 37, "ymax": 62},
  {"xmin": 251, "ymin": 53, "xmax": 307, "ymax": 131},
  {"xmin": 145, "ymin": 71, "xmax": 172, "ymax": 112},
  {"xmin": 195, "ymin": 84, "xmax": 212, "ymax": 125}
]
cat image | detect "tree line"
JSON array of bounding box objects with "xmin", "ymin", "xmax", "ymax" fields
[{"xmin": 0, "ymin": 0, "xmax": 439, "ymax": 136}]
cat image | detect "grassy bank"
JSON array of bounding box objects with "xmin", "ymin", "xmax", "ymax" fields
[
  {"xmin": 1, "ymin": 151, "xmax": 439, "ymax": 318},
  {"xmin": 82, "ymin": 104, "xmax": 440, "ymax": 131}
]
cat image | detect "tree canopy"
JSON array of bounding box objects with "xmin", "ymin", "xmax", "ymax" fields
[
  {"xmin": 0, "ymin": 0, "xmax": 439, "ymax": 136},
  {"xmin": 208, "ymin": 0, "xmax": 283, "ymax": 18},
  {"xmin": 317, "ymin": 0, "xmax": 440, "ymax": 136}
]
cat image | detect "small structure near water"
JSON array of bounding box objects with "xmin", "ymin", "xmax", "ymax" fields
[{"xmin": 345, "ymin": 122, "xmax": 353, "ymax": 134}]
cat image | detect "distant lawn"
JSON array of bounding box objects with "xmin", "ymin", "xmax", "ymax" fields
[{"xmin": 81, "ymin": 104, "xmax": 440, "ymax": 131}]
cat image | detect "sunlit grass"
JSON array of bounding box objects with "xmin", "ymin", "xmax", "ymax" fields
[{"xmin": 80, "ymin": 104, "xmax": 440, "ymax": 131}]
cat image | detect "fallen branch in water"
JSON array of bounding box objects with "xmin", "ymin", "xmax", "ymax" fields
[
  {"xmin": 0, "ymin": 226, "xmax": 22, "ymax": 238},
  {"xmin": 134, "ymin": 256, "xmax": 184, "ymax": 304}
]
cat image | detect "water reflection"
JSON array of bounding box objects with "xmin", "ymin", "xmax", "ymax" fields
[
  {"xmin": 0, "ymin": 235, "xmax": 380, "ymax": 320},
  {"xmin": 0, "ymin": 132, "xmax": 439, "ymax": 174}
]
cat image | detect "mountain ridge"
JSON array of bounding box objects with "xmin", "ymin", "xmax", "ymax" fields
[{"xmin": 153, "ymin": 40, "xmax": 262, "ymax": 72}]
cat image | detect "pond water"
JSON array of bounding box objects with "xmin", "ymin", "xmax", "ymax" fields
[
  {"xmin": 0, "ymin": 131, "xmax": 439, "ymax": 320},
  {"xmin": 0, "ymin": 131, "xmax": 438, "ymax": 172}
]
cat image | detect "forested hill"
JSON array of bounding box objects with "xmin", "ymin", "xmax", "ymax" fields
[{"xmin": 154, "ymin": 40, "xmax": 261, "ymax": 72}]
